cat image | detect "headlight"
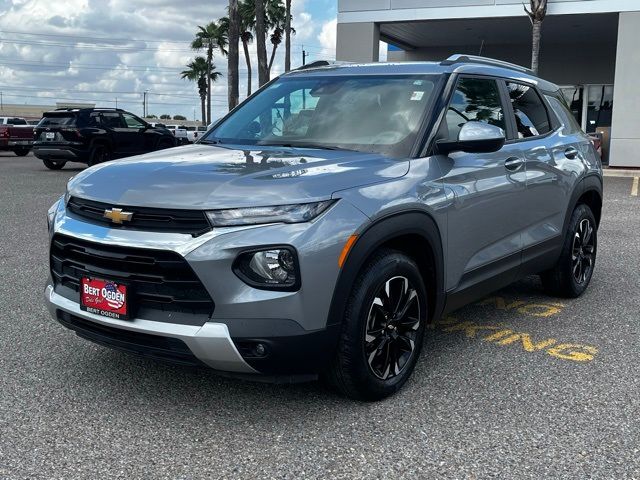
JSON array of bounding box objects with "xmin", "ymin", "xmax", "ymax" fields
[
  {"xmin": 206, "ymin": 200, "xmax": 335, "ymax": 227},
  {"xmin": 234, "ymin": 247, "xmax": 300, "ymax": 291}
]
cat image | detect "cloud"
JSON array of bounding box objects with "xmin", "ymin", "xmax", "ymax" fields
[
  {"xmin": 0, "ymin": 0, "xmax": 335, "ymax": 120},
  {"xmin": 318, "ymin": 18, "xmax": 337, "ymax": 55}
]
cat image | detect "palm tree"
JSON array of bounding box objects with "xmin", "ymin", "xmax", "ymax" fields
[
  {"xmin": 181, "ymin": 57, "xmax": 222, "ymax": 126},
  {"xmin": 284, "ymin": 0, "xmax": 291, "ymax": 72},
  {"xmin": 181, "ymin": 57, "xmax": 208, "ymax": 126},
  {"xmin": 191, "ymin": 22, "xmax": 228, "ymax": 123},
  {"xmin": 525, "ymin": 0, "xmax": 548, "ymax": 75},
  {"xmin": 239, "ymin": 0, "xmax": 256, "ymax": 96},
  {"xmin": 254, "ymin": 0, "xmax": 269, "ymax": 86},
  {"xmin": 228, "ymin": 0, "xmax": 240, "ymax": 110}
]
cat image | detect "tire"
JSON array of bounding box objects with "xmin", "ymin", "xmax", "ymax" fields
[
  {"xmin": 156, "ymin": 138, "xmax": 174, "ymax": 150},
  {"xmin": 42, "ymin": 159, "xmax": 66, "ymax": 170},
  {"xmin": 541, "ymin": 204, "xmax": 597, "ymax": 298},
  {"xmin": 13, "ymin": 148, "xmax": 30, "ymax": 157},
  {"xmin": 326, "ymin": 249, "xmax": 428, "ymax": 401},
  {"xmin": 88, "ymin": 144, "xmax": 109, "ymax": 167}
]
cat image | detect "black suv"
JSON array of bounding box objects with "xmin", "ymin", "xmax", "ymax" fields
[{"xmin": 33, "ymin": 108, "xmax": 176, "ymax": 170}]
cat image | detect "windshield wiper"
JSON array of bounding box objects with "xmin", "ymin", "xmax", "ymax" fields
[
  {"xmin": 198, "ymin": 138, "xmax": 222, "ymax": 145},
  {"xmin": 256, "ymin": 141, "xmax": 354, "ymax": 152}
]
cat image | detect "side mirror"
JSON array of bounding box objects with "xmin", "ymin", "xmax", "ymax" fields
[{"xmin": 437, "ymin": 121, "xmax": 506, "ymax": 155}]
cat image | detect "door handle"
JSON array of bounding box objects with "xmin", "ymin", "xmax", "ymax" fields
[
  {"xmin": 565, "ymin": 147, "xmax": 580, "ymax": 159},
  {"xmin": 504, "ymin": 157, "xmax": 524, "ymax": 172}
]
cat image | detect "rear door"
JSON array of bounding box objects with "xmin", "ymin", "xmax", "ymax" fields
[
  {"xmin": 502, "ymin": 81, "xmax": 585, "ymax": 265},
  {"xmin": 438, "ymin": 76, "xmax": 528, "ymax": 291}
]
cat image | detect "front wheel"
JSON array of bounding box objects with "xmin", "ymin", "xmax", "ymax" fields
[
  {"xmin": 156, "ymin": 138, "xmax": 175, "ymax": 150},
  {"xmin": 88, "ymin": 145, "xmax": 109, "ymax": 167},
  {"xmin": 42, "ymin": 159, "xmax": 66, "ymax": 170},
  {"xmin": 326, "ymin": 249, "xmax": 428, "ymax": 401},
  {"xmin": 541, "ymin": 204, "xmax": 597, "ymax": 298}
]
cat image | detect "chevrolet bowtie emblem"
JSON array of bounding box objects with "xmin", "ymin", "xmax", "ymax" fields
[{"xmin": 103, "ymin": 208, "xmax": 133, "ymax": 224}]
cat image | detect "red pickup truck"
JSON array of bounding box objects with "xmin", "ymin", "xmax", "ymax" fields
[{"xmin": 0, "ymin": 117, "xmax": 34, "ymax": 156}]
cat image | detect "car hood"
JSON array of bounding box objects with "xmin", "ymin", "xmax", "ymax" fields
[{"xmin": 67, "ymin": 144, "xmax": 409, "ymax": 209}]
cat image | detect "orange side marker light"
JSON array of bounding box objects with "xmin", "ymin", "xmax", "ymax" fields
[{"xmin": 338, "ymin": 234, "xmax": 358, "ymax": 269}]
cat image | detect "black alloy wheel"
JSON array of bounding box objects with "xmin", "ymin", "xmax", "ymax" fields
[
  {"xmin": 364, "ymin": 276, "xmax": 421, "ymax": 380},
  {"xmin": 571, "ymin": 218, "xmax": 595, "ymax": 285}
]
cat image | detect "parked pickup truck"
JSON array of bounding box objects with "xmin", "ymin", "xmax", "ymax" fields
[{"xmin": 0, "ymin": 117, "xmax": 34, "ymax": 156}]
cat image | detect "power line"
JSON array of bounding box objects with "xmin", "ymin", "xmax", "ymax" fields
[{"xmin": 0, "ymin": 30, "xmax": 335, "ymax": 51}]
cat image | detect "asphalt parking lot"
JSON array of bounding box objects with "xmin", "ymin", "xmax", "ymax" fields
[{"xmin": 0, "ymin": 152, "xmax": 638, "ymax": 479}]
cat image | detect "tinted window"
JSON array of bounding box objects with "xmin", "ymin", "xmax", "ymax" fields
[
  {"xmin": 546, "ymin": 95, "xmax": 581, "ymax": 134},
  {"xmin": 7, "ymin": 118, "xmax": 27, "ymax": 125},
  {"xmin": 442, "ymin": 77, "xmax": 505, "ymax": 141},
  {"xmin": 38, "ymin": 114, "xmax": 77, "ymax": 127},
  {"xmin": 506, "ymin": 82, "xmax": 551, "ymax": 138},
  {"xmin": 101, "ymin": 113, "xmax": 125, "ymax": 129},
  {"xmin": 207, "ymin": 75, "xmax": 438, "ymax": 157}
]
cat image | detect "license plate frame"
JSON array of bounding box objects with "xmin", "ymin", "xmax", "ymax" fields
[
  {"xmin": 45, "ymin": 132, "xmax": 55, "ymax": 140},
  {"xmin": 80, "ymin": 277, "xmax": 130, "ymax": 320}
]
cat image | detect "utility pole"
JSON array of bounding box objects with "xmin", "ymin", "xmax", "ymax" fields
[
  {"xmin": 302, "ymin": 46, "xmax": 307, "ymax": 66},
  {"xmin": 115, "ymin": 97, "xmax": 118, "ymax": 109},
  {"xmin": 143, "ymin": 91, "xmax": 148, "ymax": 117},
  {"xmin": 0, "ymin": 91, "xmax": 3, "ymax": 110}
]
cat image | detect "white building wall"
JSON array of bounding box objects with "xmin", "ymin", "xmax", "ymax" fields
[{"xmin": 609, "ymin": 11, "xmax": 640, "ymax": 168}]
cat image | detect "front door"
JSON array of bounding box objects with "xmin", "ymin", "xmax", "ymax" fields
[{"xmin": 437, "ymin": 76, "xmax": 527, "ymax": 292}]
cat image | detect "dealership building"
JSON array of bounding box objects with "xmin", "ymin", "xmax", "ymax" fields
[{"xmin": 336, "ymin": 0, "xmax": 640, "ymax": 167}]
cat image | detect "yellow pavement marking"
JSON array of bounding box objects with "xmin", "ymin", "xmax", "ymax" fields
[
  {"xmin": 632, "ymin": 176, "xmax": 639, "ymax": 197},
  {"xmin": 435, "ymin": 297, "xmax": 598, "ymax": 363}
]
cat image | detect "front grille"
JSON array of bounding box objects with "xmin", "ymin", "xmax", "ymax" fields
[
  {"xmin": 56, "ymin": 310, "xmax": 204, "ymax": 367},
  {"xmin": 51, "ymin": 234, "xmax": 214, "ymax": 316},
  {"xmin": 67, "ymin": 196, "xmax": 211, "ymax": 236}
]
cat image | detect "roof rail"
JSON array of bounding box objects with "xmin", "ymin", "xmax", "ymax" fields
[
  {"xmin": 441, "ymin": 54, "xmax": 534, "ymax": 75},
  {"xmin": 293, "ymin": 60, "xmax": 351, "ymax": 71}
]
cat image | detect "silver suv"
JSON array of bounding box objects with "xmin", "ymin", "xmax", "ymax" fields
[{"xmin": 45, "ymin": 56, "xmax": 603, "ymax": 400}]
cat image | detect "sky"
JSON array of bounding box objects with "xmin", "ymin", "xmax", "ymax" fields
[{"xmin": 0, "ymin": 0, "xmax": 342, "ymax": 121}]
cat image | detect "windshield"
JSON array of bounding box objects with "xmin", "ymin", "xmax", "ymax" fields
[{"xmin": 204, "ymin": 74, "xmax": 438, "ymax": 157}]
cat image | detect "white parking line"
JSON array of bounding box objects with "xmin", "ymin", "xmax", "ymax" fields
[{"xmin": 632, "ymin": 177, "xmax": 639, "ymax": 197}]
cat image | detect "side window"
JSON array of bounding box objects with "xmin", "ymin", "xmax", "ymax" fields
[
  {"xmin": 101, "ymin": 113, "xmax": 125, "ymax": 129},
  {"xmin": 122, "ymin": 113, "xmax": 146, "ymax": 129},
  {"xmin": 87, "ymin": 112, "xmax": 102, "ymax": 127},
  {"xmin": 545, "ymin": 95, "xmax": 581, "ymax": 134},
  {"xmin": 505, "ymin": 82, "xmax": 551, "ymax": 139},
  {"xmin": 442, "ymin": 77, "xmax": 505, "ymax": 141}
]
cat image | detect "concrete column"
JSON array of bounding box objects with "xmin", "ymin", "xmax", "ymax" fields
[
  {"xmin": 609, "ymin": 12, "xmax": 640, "ymax": 168},
  {"xmin": 336, "ymin": 22, "xmax": 380, "ymax": 62}
]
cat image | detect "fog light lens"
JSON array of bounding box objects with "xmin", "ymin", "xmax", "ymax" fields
[{"xmin": 234, "ymin": 247, "xmax": 299, "ymax": 290}]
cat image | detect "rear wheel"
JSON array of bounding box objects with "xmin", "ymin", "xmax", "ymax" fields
[
  {"xmin": 13, "ymin": 148, "xmax": 30, "ymax": 157},
  {"xmin": 42, "ymin": 159, "xmax": 66, "ymax": 170},
  {"xmin": 88, "ymin": 144, "xmax": 109, "ymax": 167},
  {"xmin": 541, "ymin": 204, "xmax": 597, "ymax": 298},
  {"xmin": 326, "ymin": 249, "xmax": 428, "ymax": 401}
]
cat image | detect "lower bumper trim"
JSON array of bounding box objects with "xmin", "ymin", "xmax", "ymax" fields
[{"xmin": 45, "ymin": 284, "xmax": 256, "ymax": 373}]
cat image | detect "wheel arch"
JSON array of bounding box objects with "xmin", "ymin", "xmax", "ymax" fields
[
  {"xmin": 327, "ymin": 211, "xmax": 446, "ymax": 328},
  {"xmin": 563, "ymin": 174, "xmax": 603, "ymax": 236}
]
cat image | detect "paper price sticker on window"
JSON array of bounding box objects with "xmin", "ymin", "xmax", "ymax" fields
[{"xmin": 410, "ymin": 91, "xmax": 425, "ymax": 101}]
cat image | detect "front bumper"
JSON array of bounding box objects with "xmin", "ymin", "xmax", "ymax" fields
[
  {"xmin": 45, "ymin": 284, "xmax": 256, "ymax": 373},
  {"xmin": 46, "ymin": 196, "xmax": 368, "ymax": 376}
]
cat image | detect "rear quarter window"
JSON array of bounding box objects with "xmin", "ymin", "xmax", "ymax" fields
[{"xmin": 545, "ymin": 95, "xmax": 582, "ymax": 134}]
